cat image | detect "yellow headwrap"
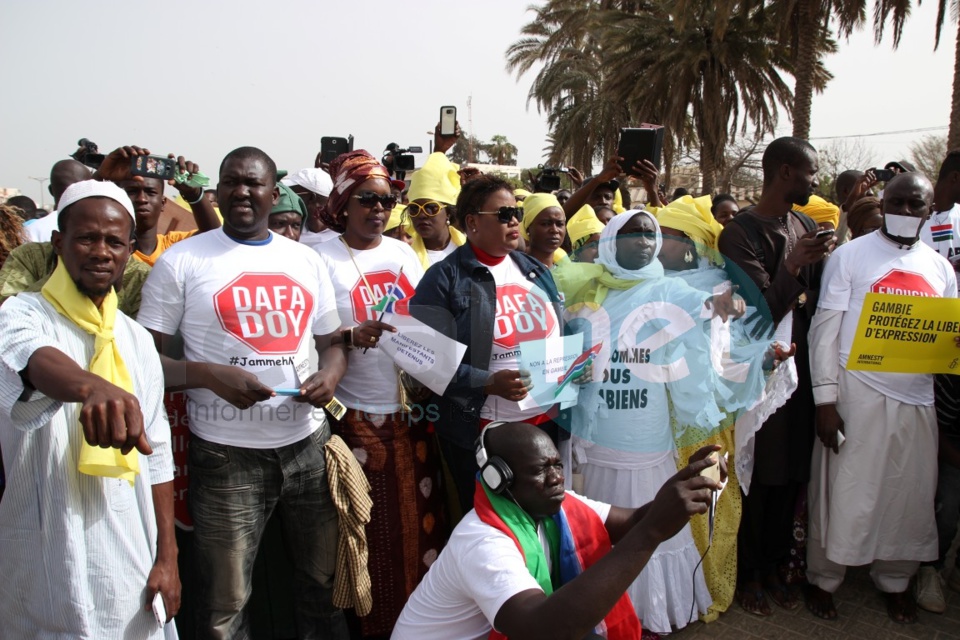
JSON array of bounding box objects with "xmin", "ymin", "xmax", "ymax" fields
[
  {"xmin": 520, "ymin": 193, "xmax": 563, "ymax": 241},
  {"xmin": 407, "ymin": 152, "xmax": 461, "ymax": 205},
  {"xmin": 654, "ymin": 195, "xmax": 723, "ymax": 258},
  {"xmin": 386, "ymin": 204, "xmax": 406, "ymax": 232},
  {"xmin": 612, "ymin": 188, "xmax": 625, "ymax": 214},
  {"xmin": 794, "ymin": 195, "xmax": 839, "ymax": 229},
  {"xmin": 514, "ymin": 188, "xmax": 531, "ymax": 201},
  {"xmin": 566, "ymin": 205, "xmax": 605, "ymax": 248},
  {"xmin": 41, "ymin": 262, "xmax": 140, "ymax": 484}
]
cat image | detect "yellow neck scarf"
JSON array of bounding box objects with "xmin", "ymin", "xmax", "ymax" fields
[
  {"xmin": 412, "ymin": 225, "xmax": 466, "ymax": 271},
  {"xmin": 41, "ymin": 262, "xmax": 140, "ymax": 484}
]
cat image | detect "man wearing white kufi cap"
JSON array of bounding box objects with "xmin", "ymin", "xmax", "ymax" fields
[
  {"xmin": 0, "ymin": 179, "xmax": 179, "ymax": 638},
  {"xmin": 282, "ymin": 167, "xmax": 339, "ymax": 248}
]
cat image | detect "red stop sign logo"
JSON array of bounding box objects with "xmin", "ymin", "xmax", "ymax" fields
[
  {"xmin": 349, "ymin": 269, "xmax": 415, "ymax": 324},
  {"xmin": 214, "ymin": 273, "xmax": 315, "ymax": 354},
  {"xmin": 871, "ymin": 269, "xmax": 939, "ymax": 297},
  {"xmin": 493, "ymin": 284, "xmax": 557, "ymax": 350}
]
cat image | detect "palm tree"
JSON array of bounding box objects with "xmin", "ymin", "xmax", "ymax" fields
[
  {"xmin": 485, "ymin": 135, "xmax": 519, "ymax": 166},
  {"xmin": 506, "ymin": 0, "xmax": 632, "ymax": 169},
  {"xmin": 604, "ymin": 2, "xmax": 794, "ymax": 193},
  {"xmin": 930, "ymin": 0, "xmax": 960, "ymax": 148}
]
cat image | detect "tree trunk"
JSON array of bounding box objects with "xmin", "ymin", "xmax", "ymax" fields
[
  {"xmin": 791, "ymin": 2, "xmax": 821, "ymax": 140},
  {"xmin": 950, "ymin": 19, "xmax": 960, "ymax": 150},
  {"xmin": 700, "ymin": 142, "xmax": 717, "ymax": 195}
]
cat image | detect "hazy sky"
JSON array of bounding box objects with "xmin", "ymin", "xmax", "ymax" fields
[{"xmin": 0, "ymin": 0, "xmax": 953, "ymax": 206}]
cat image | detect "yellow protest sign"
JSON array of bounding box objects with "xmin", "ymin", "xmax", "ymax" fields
[{"xmin": 847, "ymin": 293, "xmax": 960, "ymax": 374}]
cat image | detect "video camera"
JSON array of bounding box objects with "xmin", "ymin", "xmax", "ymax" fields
[
  {"xmin": 534, "ymin": 165, "xmax": 569, "ymax": 193},
  {"xmin": 382, "ymin": 143, "xmax": 423, "ymax": 180},
  {"xmin": 72, "ymin": 138, "xmax": 105, "ymax": 170}
]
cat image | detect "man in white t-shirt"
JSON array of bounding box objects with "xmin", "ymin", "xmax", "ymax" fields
[
  {"xmin": 392, "ymin": 421, "xmax": 721, "ymax": 640},
  {"xmin": 805, "ymin": 173, "xmax": 958, "ymax": 624},
  {"xmin": 137, "ymin": 147, "xmax": 349, "ymax": 639},
  {"xmin": 921, "ymin": 150, "xmax": 960, "ymax": 280}
]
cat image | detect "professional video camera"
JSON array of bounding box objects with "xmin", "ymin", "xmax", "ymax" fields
[
  {"xmin": 382, "ymin": 143, "xmax": 423, "ymax": 181},
  {"xmin": 71, "ymin": 138, "xmax": 105, "ymax": 170},
  {"xmin": 533, "ymin": 164, "xmax": 569, "ymax": 193}
]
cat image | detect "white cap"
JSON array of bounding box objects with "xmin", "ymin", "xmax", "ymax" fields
[
  {"xmin": 58, "ymin": 180, "xmax": 135, "ymax": 222},
  {"xmin": 281, "ymin": 168, "xmax": 333, "ymax": 197}
]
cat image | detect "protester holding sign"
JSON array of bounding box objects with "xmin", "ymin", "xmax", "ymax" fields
[
  {"xmin": 806, "ymin": 172, "xmax": 958, "ymax": 624},
  {"xmin": 316, "ymin": 149, "xmax": 447, "ymax": 637},
  {"xmin": 409, "ymin": 173, "xmax": 566, "ymax": 518}
]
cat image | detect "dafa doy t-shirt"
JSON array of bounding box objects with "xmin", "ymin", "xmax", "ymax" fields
[{"xmin": 138, "ymin": 229, "xmax": 341, "ymax": 448}]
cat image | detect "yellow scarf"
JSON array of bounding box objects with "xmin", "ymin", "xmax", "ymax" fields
[
  {"xmin": 411, "ymin": 225, "xmax": 466, "ymax": 271},
  {"xmin": 552, "ymin": 260, "xmax": 644, "ymax": 309},
  {"xmin": 41, "ymin": 262, "xmax": 140, "ymax": 484}
]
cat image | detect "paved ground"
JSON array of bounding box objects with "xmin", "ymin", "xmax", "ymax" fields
[{"xmin": 673, "ymin": 566, "xmax": 960, "ymax": 639}]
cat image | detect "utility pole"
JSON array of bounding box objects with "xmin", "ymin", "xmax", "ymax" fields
[
  {"xmin": 28, "ymin": 176, "xmax": 48, "ymax": 209},
  {"xmin": 467, "ymin": 94, "xmax": 474, "ymax": 164}
]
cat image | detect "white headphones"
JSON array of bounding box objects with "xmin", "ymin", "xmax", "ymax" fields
[{"xmin": 475, "ymin": 421, "xmax": 514, "ymax": 494}]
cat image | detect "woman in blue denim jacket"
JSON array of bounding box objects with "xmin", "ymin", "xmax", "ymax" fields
[{"xmin": 410, "ymin": 174, "xmax": 566, "ymax": 516}]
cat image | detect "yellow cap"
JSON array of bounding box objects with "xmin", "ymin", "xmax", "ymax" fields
[{"xmin": 407, "ymin": 152, "xmax": 460, "ymax": 205}]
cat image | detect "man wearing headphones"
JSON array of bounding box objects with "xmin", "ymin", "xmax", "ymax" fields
[{"xmin": 392, "ymin": 421, "xmax": 721, "ymax": 640}]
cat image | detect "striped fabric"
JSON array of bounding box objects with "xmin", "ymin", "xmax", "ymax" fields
[
  {"xmin": 325, "ymin": 434, "xmax": 374, "ymax": 616},
  {"xmin": 931, "ymin": 223, "xmax": 954, "ymax": 242},
  {"xmin": 0, "ymin": 293, "xmax": 175, "ymax": 639}
]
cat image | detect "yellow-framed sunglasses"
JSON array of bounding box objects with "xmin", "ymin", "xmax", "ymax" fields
[{"xmin": 405, "ymin": 201, "xmax": 448, "ymax": 217}]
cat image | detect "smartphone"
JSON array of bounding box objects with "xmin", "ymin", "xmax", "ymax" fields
[
  {"xmin": 320, "ymin": 136, "xmax": 352, "ymax": 165},
  {"xmin": 815, "ymin": 228, "xmax": 835, "ymax": 239},
  {"xmin": 440, "ymin": 106, "xmax": 457, "ymax": 136},
  {"xmin": 871, "ymin": 168, "xmax": 896, "ymax": 182},
  {"xmin": 700, "ymin": 458, "xmax": 722, "ymax": 484},
  {"xmin": 151, "ymin": 593, "xmax": 166, "ymax": 627},
  {"xmin": 274, "ymin": 388, "xmax": 302, "ymax": 396},
  {"xmin": 131, "ymin": 155, "xmax": 177, "ymax": 181},
  {"xmin": 617, "ymin": 125, "xmax": 665, "ymax": 175}
]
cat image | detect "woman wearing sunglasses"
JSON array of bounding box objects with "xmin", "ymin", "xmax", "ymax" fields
[
  {"xmin": 410, "ymin": 173, "xmax": 567, "ymax": 518},
  {"xmin": 406, "ymin": 126, "xmax": 467, "ymax": 270},
  {"xmin": 316, "ymin": 150, "xmax": 448, "ymax": 637}
]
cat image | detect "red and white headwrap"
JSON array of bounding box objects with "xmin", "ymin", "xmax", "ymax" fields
[{"xmin": 320, "ymin": 150, "xmax": 392, "ymax": 232}]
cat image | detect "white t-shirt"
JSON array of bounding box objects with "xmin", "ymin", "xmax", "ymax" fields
[
  {"xmin": 426, "ymin": 243, "xmax": 457, "ymax": 266},
  {"xmin": 920, "ymin": 203, "xmax": 960, "ymax": 272},
  {"xmin": 24, "ymin": 210, "xmax": 58, "ymax": 243},
  {"xmin": 391, "ymin": 492, "xmax": 610, "ymax": 640},
  {"xmin": 817, "ymin": 231, "xmax": 957, "ymax": 405},
  {"xmin": 481, "ymin": 258, "xmax": 561, "ymax": 422},
  {"xmin": 300, "ymin": 228, "xmax": 340, "ymax": 249},
  {"xmin": 138, "ymin": 229, "xmax": 341, "ymax": 448},
  {"xmin": 317, "ymin": 236, "xmax": 424, "ymax": 413}
]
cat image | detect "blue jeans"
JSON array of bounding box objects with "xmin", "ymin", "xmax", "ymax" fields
[
  {"xmin": 934, "ymin": 461, "xmax": 960, "ymax": 570},
  {"xmin": 189, "ymin": 427, "xmax": 347, "ymax": 640}
]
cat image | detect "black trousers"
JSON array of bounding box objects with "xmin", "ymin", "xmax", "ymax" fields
[{"xmin": 737, "ymin": 480, "xmax": 802, "ymax": 582}]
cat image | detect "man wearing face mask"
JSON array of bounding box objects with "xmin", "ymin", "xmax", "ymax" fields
[{"xmin": 805, "ymin": 173, "xmax": 957, "ymax": 625}]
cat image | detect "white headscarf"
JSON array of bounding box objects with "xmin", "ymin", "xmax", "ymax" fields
[
  {"xmin": 58, "ymin": 180, "xmax": 136, "ymax": 223},
  {"xmin": 596, "ymin": 209, "xmax": 664, "ymax": 281},
  {"xmin": 281, "ymin": 167, "xmax": 333, "ymax": 196}
]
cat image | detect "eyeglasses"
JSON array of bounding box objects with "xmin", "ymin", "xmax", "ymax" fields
[
  {"xmin": 405, "ymin": 201, "xmax": 446, "ymax": 218},
  {"xmin": 475, "ymin": 206, "xmax": 523, "ymax": 224},
  {"xmin": 352, "ymin": 192, "xmax": 399, "ymax": 209}
]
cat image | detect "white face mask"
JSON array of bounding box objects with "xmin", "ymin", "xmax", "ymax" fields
[{"xmin": 883, "ymin": 213, "xmax": 924, "ymax": 240}]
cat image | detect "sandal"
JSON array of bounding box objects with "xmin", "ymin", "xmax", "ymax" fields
[
  {"xmin": 804, "ymin": 584, "xmax": 838, "ymax": 620},
  {"xmin": 765, "ymin": 575, "xmax": 801, "ymax": 610},
  {"xmin": 884, "ymin": 590, "xmax": 918, "ymax": 625},
  {"xmin": 738, "ymin": 583, "xmax": 772, "ymax": 617}
]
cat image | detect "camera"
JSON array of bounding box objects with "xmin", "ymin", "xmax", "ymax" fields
[
  {"xmin": 72, "ymin": 138, "xmax": 105, "ymax": 170},
  {"xmin": 382, "ymin": 143, "xmax": 423, "ymax": 179},
  {"xmin": 534, "ymin": 165, "xmax": 568, "ymax": 193}
]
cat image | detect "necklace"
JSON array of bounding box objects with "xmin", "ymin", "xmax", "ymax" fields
[{"xmin": 778, "ymin": 214, "xmax": 795, "ymax": 254}]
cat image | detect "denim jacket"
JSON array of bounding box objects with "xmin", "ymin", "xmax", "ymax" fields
[{"xmin": 409, "ymin": 243, "xmax": 564, "ymax": 449}]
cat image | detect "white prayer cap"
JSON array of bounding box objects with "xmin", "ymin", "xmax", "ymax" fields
[
  {"xmin": 281, "ymin": 168, "xmax": 333, "ymax": 197},
  {"xmin": 58, "ymin": 180, "xmax": 136, "ymax": 222}
]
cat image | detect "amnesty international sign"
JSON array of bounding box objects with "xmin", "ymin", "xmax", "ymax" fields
[{"xmin": 847, "ymin": 293, "xmax": 960, "ymax": 374}]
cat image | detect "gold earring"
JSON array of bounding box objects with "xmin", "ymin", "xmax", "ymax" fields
[{"xmin": 684, "ymin": 250, "xmax": 694, "ymax": 264}]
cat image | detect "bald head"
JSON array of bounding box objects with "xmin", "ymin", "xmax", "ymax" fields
[
  {"xmin": 486, "ymin": 422, "xmax": 557, "ymax": 467},
  {"xmin": 50, "ymin": 159, "xmax": 93, "ymax": 208},
  {"xmin": 882, "ymin": 172, "xmax": 934, "ymax": 212}
]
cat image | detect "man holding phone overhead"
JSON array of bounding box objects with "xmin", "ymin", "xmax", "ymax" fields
[{"xmin": 137, "ymin": 146, "xmax": 349, "ymax": 639}]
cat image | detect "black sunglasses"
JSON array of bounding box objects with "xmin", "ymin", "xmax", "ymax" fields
[
  {"xmin": 475, "ymin": 206, "xmax": 523, "ymax": 224},
  {"xmin": 352, "ymin": 192, "xmax": 399, "ymax": 209}
]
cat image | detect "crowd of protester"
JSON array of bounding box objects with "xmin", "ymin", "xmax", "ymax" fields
[{"xmin": 0, "ymin": 124, "xmax": 958, "ymax": 640}]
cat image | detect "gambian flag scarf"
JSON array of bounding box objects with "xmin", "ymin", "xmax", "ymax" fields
[{"xmin": 474, "ymin": 479, "xmax": 642, "ymax": 639}]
